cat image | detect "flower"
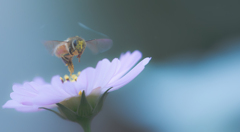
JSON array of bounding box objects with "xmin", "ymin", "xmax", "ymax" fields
[{"xmin": 3, "ymin": 50, "xmax": 151, "ymax": 112}]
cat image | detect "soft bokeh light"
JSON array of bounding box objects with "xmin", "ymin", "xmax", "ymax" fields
[{"xmin": 107, "ymin": 40, "xmax": 240, "ymax": 132}]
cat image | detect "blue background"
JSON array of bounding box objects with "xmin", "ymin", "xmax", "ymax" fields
[{"xmin": 1, "ymin": 0, "xmax": 240, "ymax": 132}]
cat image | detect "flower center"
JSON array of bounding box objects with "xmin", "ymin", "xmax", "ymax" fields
[
  {"xmin": 60, "ymin": 71, "xmax": 81, "ymax": 82},
  {"xmin": 60, "ymin": 72, "xmax": 82, "ymax": 96}
]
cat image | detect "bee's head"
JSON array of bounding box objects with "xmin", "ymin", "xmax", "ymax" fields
[{"xmin": 71, "ymin": 37, "xmax": 86, "ymax": 53}]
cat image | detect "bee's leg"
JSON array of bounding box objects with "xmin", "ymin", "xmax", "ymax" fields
[
  {"xmin": 61, "ymin": 53, "xmax": 71, "ymax": 65},
  {"xmin": 77, "ymin": 51, "xmax": 84, "ymax": 62},
  {"xmin": 61, "ymin": 54, "xmax": 74, "ymax": 75},
  {"xmin": 67, "ymin": 61, "xmax": 74, "ymax": 76},
  {"xmin": 61, "ymin": 56, "xmax": 69, "ymax": 65},
  {"xmin": 69, "ymin": 48, "xmax": 73, "ymax": 55}
]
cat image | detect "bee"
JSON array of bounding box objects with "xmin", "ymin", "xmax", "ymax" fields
[{"xmin": 44, "ymin": 36, "xmax": 112, "ymax": 75}]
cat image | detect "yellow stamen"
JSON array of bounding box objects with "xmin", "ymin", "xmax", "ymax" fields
[
  {"xmin": 60, "ymin": 77, "xmax": 64, "ymax": 83},
  {"xmin": 71, "ymin": 74, "xmax": 78, "ymax": 80},
  {"xmin": 64, "ymin": 75, "xmax": 69, "ymax": 81},
  {"xmin": 78, "ymin": 71, "xmax": 81, "ymax": 76},
  {"xmin": 78, "ymin": 91, "xmax": 82, "ymax": 95},
  {"xmin": 60, "ymin": 71, "xmax": 81, "ymax": 82}
]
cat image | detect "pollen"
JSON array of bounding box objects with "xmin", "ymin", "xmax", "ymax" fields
[
  {"xmin": 71, "ymin": 74, "xmax": 78, "ymax": 82},
  {"xmin": 64, "ymin": 75, "xmax": 70, "ymax": 81},
  {"xmin": 60, "ymin": 77, "xmax": 64, "ymax": 83},
  {"xmin": 60, "ymin": 72, "xmax": 81, "ymax": 83},
  {"xmin": 76, "ymin": 40, "xmax": 83, "ymax": 50},
  {"xmin": 78, "ymin": 90, "xmax": 82, "ymax": 96}
]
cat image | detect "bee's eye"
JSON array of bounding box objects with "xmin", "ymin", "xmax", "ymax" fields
[
  {"xmin": 73, "ymin": 40, "xmax": 77, "ymax": 46},
  {"xmin": 72, "ymin": 40, "xmax": 77, "ymax": 49}
]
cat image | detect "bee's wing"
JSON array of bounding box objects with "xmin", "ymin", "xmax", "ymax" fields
[
  {"xmin": 44, "ymin": 40, "xmax": 65, "ymax": 55},
  {"xmin": 86, "ymin": 39, "xmax": 113, "ymax": 54}
]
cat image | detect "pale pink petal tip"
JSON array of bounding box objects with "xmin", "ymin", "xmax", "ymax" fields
[
  {"xmin": 105, "ymin": 56, "xmax": 151, "ymax": 92},
  {"xmin": 142, "ymin": 57, "xmax": 152, "ymax": 65},
  {"xmin": 3, "ymin": 77, "xmax": 59, "ymax": 112}
]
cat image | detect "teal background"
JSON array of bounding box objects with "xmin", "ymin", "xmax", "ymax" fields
[{"xmin": 1, "ymin": 0, "xmax": 240, "ymax": 132}]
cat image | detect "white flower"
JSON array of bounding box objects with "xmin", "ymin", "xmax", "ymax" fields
[{"xmin": 3, "ymin": 50, "xmax": 151, "ymax": 112}]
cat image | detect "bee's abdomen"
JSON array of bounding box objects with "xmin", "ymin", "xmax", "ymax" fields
[{"xmin": 55, "ymin": 44, "xmax": 69, "ymax": 57}]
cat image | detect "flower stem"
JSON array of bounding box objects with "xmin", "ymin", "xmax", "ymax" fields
[
  {"xmin": 79, "ymin": 120, "xmax": 91, "ymax": 132},
  {"xmin": 82, "ymin": 124, "xmax": 91, "ymax": 132}
]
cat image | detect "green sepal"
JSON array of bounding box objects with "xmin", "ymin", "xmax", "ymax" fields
[
  {"xmin": 60, "ymin": 96, "xmax": 81, "ymax": 112},
  {"xmin": 92, "ymin": 87, "xmax": 112, "ymax": 114},
  {"xmin": 56, "ymin": 103, "xmax": 79, "ymax": 122},
  {"xmin": 77, "ymin": 91, "xmax": 93, "ymax": 117},
  {"xmin": 39, "ymin": 107, "xmax": 67, "ymax": 120},
  {"xmin": 42, "ymin": 88, "xmax": 112, "ymax": 132},
  {"xmin": 86, "ymin": 94, "xmax": 100, "ymax": 109}
]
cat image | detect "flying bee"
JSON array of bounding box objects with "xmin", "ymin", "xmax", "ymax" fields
[{"xmin": 44, "ymin": 36, "xmax": 112, "ymax": 75}]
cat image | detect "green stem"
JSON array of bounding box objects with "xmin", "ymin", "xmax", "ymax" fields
[{"xmin": 79, "ymin": 120, "xmax": 91, "ymax": 132}]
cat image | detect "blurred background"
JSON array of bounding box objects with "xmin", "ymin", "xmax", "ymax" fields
[{"xmin": 1, "ymin": 0, "xmax": 240, "ymax": 132}]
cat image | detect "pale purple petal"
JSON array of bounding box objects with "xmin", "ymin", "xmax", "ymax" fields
[
  {"xmin": 81, "ymin": 58, "xmax": 121, "ymax": 96},
  {"xmin": 3, "ymin": 100, "xmax": 39, "ymax": 112},
  {"xmin": 50, "ymin": 75, "xmax": 72, "ymax": 97},
  {"xmin": 106, "ymin": 57, "xmax": 151, "ymax": 91},
  {"xmin": 3, "ymin": 76, "xmax": 64, "ymax": 112},
  {"xmin": 3, "ymin": 94, "xmax": 53, "ymax": 112},
  {"xmin": 75, "ymin": 68, "xmax": 89, "ymax": 92},
  {"xmin": 108, "ymin": 50, "xmax": 142, "ymax": 84},
  {"xmin": 32, "ymin": 77, "xmax": 46, "ymax": 85},
  {"xmin": 89, "ymin": 87, "xmax": 101, "ymax": 96},
  {"xmin": 119, "ymin": 50, "xmax": 142, "ymax": 70},
  {"xmin": 76, "ymin": 67, "xmax": 95, "ymax": 95},
  {"xmin": 15, "ymin": 104, "xmax": 56, "ymax": 112},
  {"xmin": 10, "ymin": 92, "xmax": 35, "ymax": 104},
  {"xmin": 92, "ymin": 59, "xmax": 111, "ymax": 89},
  {"xmin": 83, "ymin": 67, "xmax": 96, "ymax": 95},
  {"xmin": 34, "ymin": 84, "xmax": 70, "ymax": 105},
  {"xmin": 3, "ymin": 100, "xmax": 25, "ymax": 108},
  {"xmin": 16, "ymin": 106, "xmax": 42, "ymax": 112},
  {"xmin": 13, "ymin": 82, "xmax": 37, "ymax": 94},
  {"xmin": 51, "ymin": 75, "xmax": 63, "ymax": 87},
  {"xmin": 12, "ymin": 84, "xmax": 37, "ymax": 97},
  {"xmin": 62, "ymin": 81, "xmax": 78, "ymax": 96},
  {"xmin": 95, "ymin": 58, "xmax": 120, "ymax": 89},
  {"xmin": 120, "ymin": 51, "xmax": 131, "ymax": 60},
  {"xmin": 33, "ymin": 92, "xmax": 67, "ymax": 106}
]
